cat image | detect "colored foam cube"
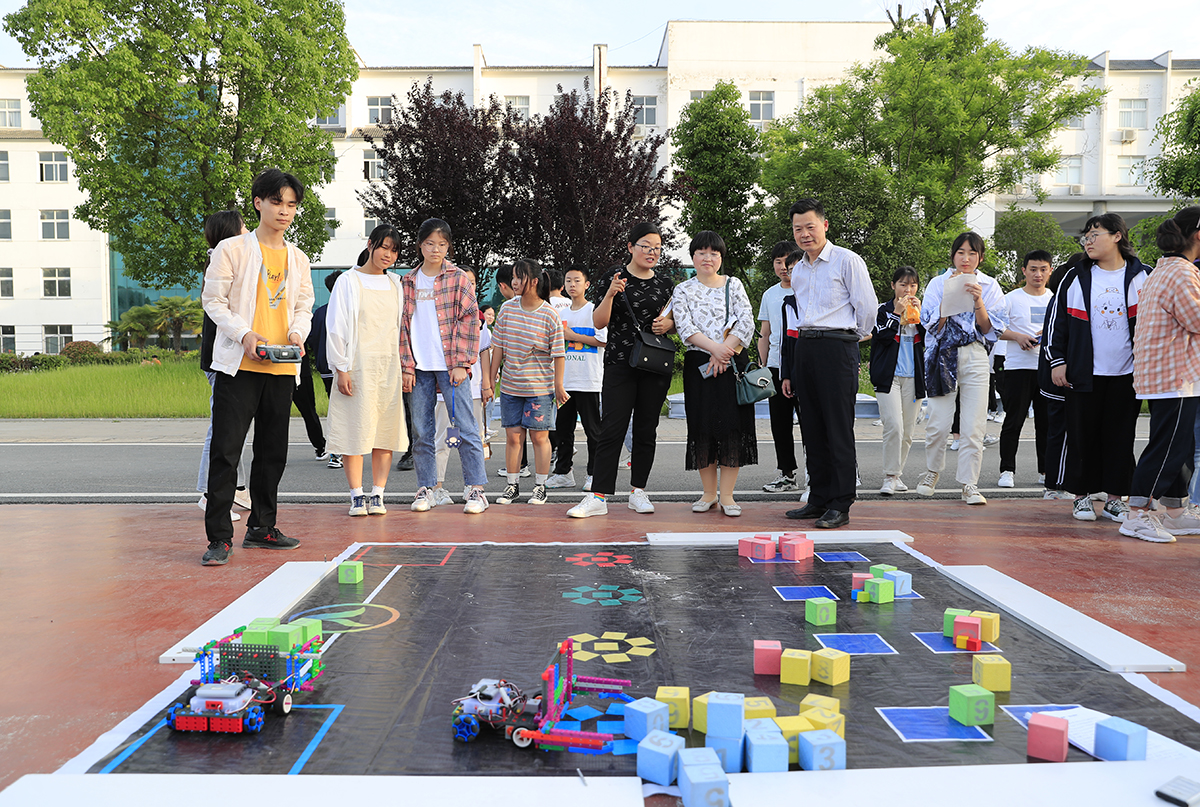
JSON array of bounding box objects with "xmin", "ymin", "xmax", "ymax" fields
[
  {"xmin": 745, "ymin": 729, "xmax": 790, "ymax": 773},
  {"xmin": 853, "ymin": 589, "xmax": 871, "ymax": 602},
  {"xmin": 779, "ymin": 531, "xmax": 808, "ymax": 549},
  {"xmin": 884, "ymin": 569, "xmax": 913, "ymax": 595},
  {"xmin": 804, "ymin": 707, "xmax": 845, "ymax": 738},
  {"xmin": 678, "ymin": 748, "xmax": 721, "ymax": 796},
  {"xmin": 773, "ymin": 715, "xmax": 815, "ymax": 763},
  {"xmin": 239, "ymin": 617, "xmax": 280, "ymax": 646},
  {"xmin": 805, "ymin": 597, "xmax": 837, "ymax": 626},
  {"xmin": 338, "ymin": 560, "xmax": 363, "ymax": 584},
  {"xmin": 266, "ymin": 622, "xmax": 306, "ymax": 653},
  {"xmin": 812, "ymin": 648, "xmax": 851, "ymax": 686},
  {"xmin": 656, "ymin": 686, "xmax": 691, "ymax": 729},
  {"xmin": 955, "ymin": 634, "xmax": 969, "ymax": 649},
  {"xmin": 943, "ymin": 608, "xmax": 972, "ymax": 637},
  {"xmin": 948, "ymin": 684, "xmax": 994, "ymax": 726},
  {"xmin": 704, "ymin": 732, "xmax": 743, "ymax": 773},
  {"xmin": 782, "ymin": 539, "xmax": 813, "ymax": 561},
  {"xmin": 953, "ymin": 615, "xmax": 982, "ymax": 642},
  {"xmin": 706, "ymin": 692, "xmax": 745, "ymax": 739},
  {"xmin": 869, "ymin": 563, "xmax": 898, "ymax": 579},
  {"xmin": 851, "ymin": 572, "xmax": 872, "ymax": 591},
  {"xmin": 754, "ymin": 640, "xmax": 783, "ymax": 675},
  {"xmin": 739, "ymin": 536, "xmax": 775, "ymax": 559},
  {"xmin": 1027, "ymin": 712, "xmax": 1070, "ymax": 762},
  {"xmin": 970, "ymin": 610, "xmax": 1000, "ymax": 642},
  {"xmin": 797, "ymin": 729, "xmax": 847, "ymax": 771},
  {"xmin": 679, "ymin": 763, "xmax": 729, "ymax": 807},
  {"xmin": 864, "ymin": 576, "xmax": 895, "ymax": 604},
  {"xmin": 798, "ymin": 693, "xmax": 840, "ymax": 714},
  {"xmin": 692, "ymin": 691, "xmax": 715, "ymax": 734},
  {"xmin": 780, "ymin": 649, "xmax": 812, "ymax": 686},
  {"xmin": 625, "ymin": 697, "xmax": 670, "ymax": 741},
  {"xmin": 744, "ymin": 696, "xmax": 776, "ymax": 720},
  {"xmin": 737, "ymin": 537, "xmax": 755, "ymax": 557},
  {"xmin": 637, "ymin": 729, "xmax": 686, "ymax": 786},
  {"xmin": 972, "ymin": 655, "xmax": 1011, "ymax": 692},
  {"xmin": 745, "ymin": 717, "xmax": 782, "ymax": 733},
  {"xmin": 288, "ymin": 617, "xmax": 323, "ymax": 645},
  {"xmin": 1094, "ymin": 716, "xmax": 1148, "ymax": 761}
]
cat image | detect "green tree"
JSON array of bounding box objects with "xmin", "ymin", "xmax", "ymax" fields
[
  {"xmin": 153, "ymin": 295, "xmax": 203, "ymax": 353},
  {"xmin": 1148, "ymin": 80, "xmax": 1200, "ymax": 199},
  {"xmin": 991, "ymin": 208, "xmax": 1080, "ymax": 288},
  {"xmin": 670, "ymin": 80, "xmax": 761, "ymax": 282},
  {"xmin": 4, "ymin": 0, "xmax": 358, "ymax": 289},
  {"xmin": 113, "ymin": 305, "xmax": 161, "ymax": 349}
]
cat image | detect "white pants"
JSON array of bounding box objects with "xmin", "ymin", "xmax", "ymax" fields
[
  {"xmin": 925, "ymin": 342, "xmax": 989, "ymax": 486},
  {"xmin": 878, "ymin": 374, "xmax": 921, "ymax": 477},
  {"xmin": 435, "ymin": 397, "xmax": 485, "ymax": 483}
]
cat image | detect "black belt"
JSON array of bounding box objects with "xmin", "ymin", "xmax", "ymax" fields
[{"xmin": 799, "ymin": 329, "xmax": 859, "ymax": 342}]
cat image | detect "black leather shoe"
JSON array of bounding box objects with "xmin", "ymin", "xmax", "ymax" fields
[
  {"xmin": 396, "ymin": 451, "xmax": 414, "ymax": 471},
  {"xmin": 815, "ymin": 509, "xmax": 850, "ymax": 529},
  {"xmin": 785, "ymin": 503, "xmax": 824, "ymax": 519}
]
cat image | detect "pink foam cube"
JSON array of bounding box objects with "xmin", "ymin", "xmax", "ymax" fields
[
  {"xmin": 1027, "ymin": 713, "xmax": 1069, "ymax": 762},
  {"xmin": 954, "ymin": 616, "xmax": 982, "ymax": 642},
  {"xmin": 754, "ymin": 640, "xmax": 783, "ymax": 675},
  {"xmin": 749, "ymin": 538, "xmax": 775, "ymax": 560},
  {"xmin": 780, "ymin": 535, "xmax": 813, "ymax": 560},
  {"xmin": 851, "ymin": 572, "xmax": 872, "ymax": 591},
  {"xmin": 738, "ymin": 537, "xmax": 756, "ymax": 557}
]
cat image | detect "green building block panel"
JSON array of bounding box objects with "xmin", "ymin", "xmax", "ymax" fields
[
  {"xmin": 864, "ymin": 577, "xmax": 895, "ymax": 604},
  {"xmin": 949, "ymin": 684, "xmax": 994, "ymax": 726},
  {"xmin": 267, "ymin": 622, "xmax": 307, "ymax": 653},
  {"xmin": 943, "ymin": 608, "xmax": 972, "ymax": 637},
  {"xmin": 339, "ymin": 561, "xmax": 364, "ymax": 584},
  {"xmin": 869, "ymin": 563, "xmax": 897, "ymax": 580},
  {"xmin": 805, "ymin": 597, "xmax": 837, "ymax": 626}
]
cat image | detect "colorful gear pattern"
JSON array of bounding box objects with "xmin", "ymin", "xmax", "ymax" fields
[
  {"xmin": 569, "ymin": 631, "xmax": 656, "ymax": 664},
  {"xmin": 561, "ymin": 585, "xmax": 645, "ymax": 606}
]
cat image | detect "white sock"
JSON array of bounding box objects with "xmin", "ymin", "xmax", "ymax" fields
[
  {"xmin": 535, "ymin": 473, "xmax": 548, "ymax": 486},
  {"xmin": 351, "ymin": 487, "xmax": 363, "ymax": 498},
  {"xmin": 507, "ymin": 473, "xmax": 518, "ymax": 484},
  {"xmin": 371, "ymin": 485, "xmax": 384, "ymax": 496}
]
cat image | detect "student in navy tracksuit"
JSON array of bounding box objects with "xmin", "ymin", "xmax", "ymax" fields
[{"xmin": 870, "ymin": 266, "xmax": 926, "ymax": 495}]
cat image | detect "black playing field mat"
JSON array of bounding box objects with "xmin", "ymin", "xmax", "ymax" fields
[{"xmin": 90, "ymin": 542, "xmax": 1200, "ymax": 775}]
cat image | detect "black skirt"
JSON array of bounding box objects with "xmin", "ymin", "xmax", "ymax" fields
[{"xmin": 682, "ymin": 350, "xmax": 759, "ymax": 470}]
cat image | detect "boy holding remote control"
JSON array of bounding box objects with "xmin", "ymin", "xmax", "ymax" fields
[{"xmin": 199, "ymin": 168, "xmax": 315, "ymax": 566}]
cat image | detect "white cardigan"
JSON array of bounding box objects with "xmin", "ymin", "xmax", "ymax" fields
[
  {"xmin": 325, "ymin": 268, "xmax": 405, "ymax": 373},
  {"xmin": 201, "ymin": 231, "xmax": 314, "ymax": 379}
]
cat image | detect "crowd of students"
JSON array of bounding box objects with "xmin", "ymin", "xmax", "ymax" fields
[{"xmin": 196, "ymin": 168, "xmax": 1200, "ymax": 567}]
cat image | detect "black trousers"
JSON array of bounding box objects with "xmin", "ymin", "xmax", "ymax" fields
[
  {"xmin": 1043, "ymin": 395, "xmax": 1068, "ymax": 490},
  {"xmin": 554, "ymin": 391, "xmax": 602, "ymax": 476},
  {"xmin": 792, "ymin": 337, "xmax": 859, "ymax": 512},
  {"xmin": 1130, "ymin": 396, "xmax": 1198, "ymax": 508},
  {"xmin": 998, "ymin": 368, "xmax": 1046, "ymax": 474},
  {"xmin": 206, "ymin": 370, "xmax": 294, "ymax": 545},
  {"xmin": 1063, "ymin": 374, "xmax": 1140, "ymax": 497},
  {"xmin": 292, "ymin": 354, "xmax": 325, "ymax": 452},
  {"xmin": 767, "ymin": 367, "xmax": 802, "ymax": 475},
  {"xmin": 591, "ymin": 363, "xmax": 672, "ymax": 495}
]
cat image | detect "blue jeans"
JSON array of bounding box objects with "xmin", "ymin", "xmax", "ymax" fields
[{"xmin": 411, "ymin": 370, "xmax": 487, "ymax": 489}]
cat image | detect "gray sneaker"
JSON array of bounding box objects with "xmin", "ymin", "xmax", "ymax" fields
[
  {"xmin": 1161, "ymin": 503, "xmax": 1200, "ymax": 535},
  {"xmin": 1119, "ymin": 510, "xmax": 1175, "ymax": 543},
  {"xmin": 348, "ymin": 494, "xmax": 368, "ymax": 517},
  {"xmin": 431, "ymin": 487, "xmax": 454, "ymax": 507},
  {"xmin": 762, "ymin": 472, "xmax": 798, "ymax": 493},
  {"xmin": 545, "ymin": 472, "xmax": 576, "ymax": 489},
  {"xmin": 368, "ymin": 494, "xmax": 387, "ymax": 515},
  {"xmin": 242, "ymin": 527, "xmax": 300, "ymax": 550}
]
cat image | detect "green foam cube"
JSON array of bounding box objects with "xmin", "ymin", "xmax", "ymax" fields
[
  {"xmin": 240, "ymin": 618, "xmax": 280, "ymax": 646},
  {"xmin": 943, "ymin": 608, "xmax": 972, "ymax": 637},
  {"xmin": 339, "ymin": 560, "xmax": 364, "ymax": 584},
  {"xmin": 267, "ymin": 622, "xmax": 306, "ymax": 653},
  {"xmin": 948, "ymin": 684, "xmax": 994, "ymax": 726},
  {"xmin": 864, "ymin": 577, "xmax": 895, "ymax": 604},
  {"xmin": 290, "ymin": 617, "xmax": 323, "ymax": 644},
  {"xmin": 869, "ymin": 563, "xmax": 897, "ymax": 579},
  {"xmin": 805, "ymin": 597, "xmax": 837, "ymax": 626}
]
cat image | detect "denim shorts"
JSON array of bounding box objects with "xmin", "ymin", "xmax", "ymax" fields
[{"xmin": 500, "ymin": 392, "xmax": 557, "ymax": 431}]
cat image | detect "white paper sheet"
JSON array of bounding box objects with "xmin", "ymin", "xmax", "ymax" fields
[
  {"xmin": 1043, "ymin": 706, "xmax": 1200, "ymax": 763},
  {"xmin": 940, "ymin": 273, "xmax": 976, "ymax": 317}
]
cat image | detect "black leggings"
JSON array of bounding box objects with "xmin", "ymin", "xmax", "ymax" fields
[{"xmin": 590, "ymin": 363, "xmax": 672, "ymax": 495}]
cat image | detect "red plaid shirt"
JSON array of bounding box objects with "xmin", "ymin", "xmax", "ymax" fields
[
  {"xmin": 399, "ymin": 265, "xmax": 480, "ymax": 373},
  {"xmin": 1133, "ymin": 255, "xmax": 1200, "ymax": 396}
]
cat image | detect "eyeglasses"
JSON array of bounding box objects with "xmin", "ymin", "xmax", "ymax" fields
[
  {"xmin": 1079, "ymin": 232, "xmax": 1111, "ymax": 246},
  {"xmin": 422, "ymin": 241, "xmax": 449, "ymax": 252},
  {"xmin": 634, "ymin": 243, "xmax": 663, "ymax": 256}
]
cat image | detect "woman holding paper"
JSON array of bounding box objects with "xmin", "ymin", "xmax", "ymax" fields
[{"xmin": 915, "ymin": 232, "xmax": 1008, "ymax": 505}]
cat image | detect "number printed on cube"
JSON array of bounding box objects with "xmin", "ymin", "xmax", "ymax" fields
[
  {"xmin": 805, "ymin": 596, "xmax": 837, "ymax": 626},
  {"xmin": 948, "ymin": 683, "xmax": 994, "ymax": 726}
]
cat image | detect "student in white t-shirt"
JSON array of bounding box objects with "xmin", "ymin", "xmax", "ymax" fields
[
  {"xmin": 996, "ymin": 250, "xmax": 1053, "ymax": 489},
  {"xmin": 546, "ymin": 266, "xmax": 606, "ymax": 490}
]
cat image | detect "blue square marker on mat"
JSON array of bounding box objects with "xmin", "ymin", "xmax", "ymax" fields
[
  {"xmin": 774, "ymin": 585, "xmax": 839, "ymax": 601},
  {"xmin": 816, "ymin": 551, "xmax": 870, "ymax": 563},
  {"xmin": 605, "ymin": 702, "xmax": 626, "ymax": 716},
  {"xmin": 553, "ymin": 720, "xmax": 581, "ymax": 732},
  {"xmin": 912, "ymin": 631, "xmax": 1001, "ymax": 654},
  {"xmin": 895, "ymin": 591, "xmax": 924, "ymax": 600},
  {"xmin": 610, "ymin": 738, "xmax": 638, "ymax": 755},
  {"xmin": 1000, "ymin": 705, "xmax": 1079, "ymax": 728},
  {"xmin": 877, "ymin": 707, "xmax": 992, "ymax": 742},
  {"xmin": 566, "ymin": 705, "xmax": 603, "ymax": 721},
  {"xmin": 814, "ymin": 633, "xmax": 899, "ymax": 655},
  {"xmin": 597, "ymin": 720, "xmax": 624, "ymax": 734},
  {"xmin": 748, "ymin": 554, "xmax": 792, "ymax": 563}
]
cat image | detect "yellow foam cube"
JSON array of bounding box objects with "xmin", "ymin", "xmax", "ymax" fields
[
  {"xmin": 972, "ymin": 654, "xmax": 1011, "ymax": 692},
  {"xmin": 970, "ymin": 611, "xmax": 1000, "ymax": 643},
  {"xmin": 692, "ymin": 691, "xmax": 715, "ymax": 734},
  {"xmin": 780, "ymin": 648, "xmax": 812, "ymax": 686},
  {"xmin": 656, "ymin": 686, "xmax": 691, "ymax": 728},
  {"xmin": 955, "ymin": 634, "xmax": 969, "ymax": 649},
  {"xmin": 805, "ymin": 707, "xmax": 845, "ymax": 738},
  {"xmin": 798, "ymin": 693, "xmax": 840, "ymax": 714},
  {"xmin": 773, "ymin": 715, "xmax": 815, "ymax": 763},
  {"xmin": 812, "ymin": 648, "xmax": 851, "ymax": 686},
  {"xmin": 744, "ymin": 696, "xmax": 776, "ymax": 720}
]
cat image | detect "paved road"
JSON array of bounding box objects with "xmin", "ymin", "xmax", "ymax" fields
[{"xmin": 1, "ymin": 414, "xmax": 1152, "ymax": 505}]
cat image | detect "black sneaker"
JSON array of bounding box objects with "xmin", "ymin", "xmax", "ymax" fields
[
  {"xmin": 242, "ymin": 527, "xmax": 301, "ymax": 550},
  {"xmin": 396, "ymin": 451, "xmax": 414, "ymax": 471},
  {"xmin": 327, "ymin": 453, "xmax": 343, "ymax": 469},
  {"xmin": 497, "ymin": 482, "xmax": 520, "ymax": 505},
  {"xmin": 528, "ymin": 484, "xmax": 548, "ymax": 505},
  {"xmin": 201, "ymin": 542, "xmax": 232, "ymax": 566}
]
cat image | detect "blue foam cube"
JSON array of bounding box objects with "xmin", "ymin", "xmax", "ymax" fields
[
  {"xmin": 1094, "ymin": 716, "xmax": 1147, "ymax": 761},
  {"xmin": 884, "ymin": 569, "xmax": 913, "ymax": 595},
  {"xmin": 704, "ymin": 732, "xmax": 743, "ymax": 773},
  {"xmin": 680, "ymin": 763, "xmax": 729, "ymax": 807},
  {"xmin": 705, "ymin": 692, "xmax": 745, "ymax": 739},
  {"xmin": 797, "ymin": 729, "xmax": 846, "ymax": 771},
  {"xmin": 624, "ymin": 697, "xmax": 670, "ymax": 741},
  {"xmin": 746, "ymin": 729, "xmax": 790, "ymax": 773},
  {"xmin": 636, "ymin": 729, "xmax": 685, "ymax": 785},
  {"xmin": 745, "ymin": 717, "xmax": 782, "ymax": 733},
  {"xmin": 678, "ymin": 747, "xmax": 721, "ymax": 794}
]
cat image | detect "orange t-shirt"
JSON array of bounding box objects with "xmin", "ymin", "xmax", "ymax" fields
[{"xmin": 239, "ymin": 245, "xmax": 296, "ymax": 376}]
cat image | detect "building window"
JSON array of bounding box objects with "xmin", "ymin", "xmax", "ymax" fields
[
  {"xmin": 44, "ymin": 325, "xmax": 72, "ymax": 354},
  {"xmin": 367, "ymin": 96, "xmax": 392, "ymax": 125},
  {"xmin": 1, "ymin": 325, "xmax": 14, "ymax": 354},
  {"xmin": 1117, "ymin": 156, "xmax": 1145, "ymax": 186},
  {"xmin": 314, "ymin": 103, "xmax": 344, "ymax": 127},
  {"xmin": 631, "ymin": 96, "xmax": 657, "ymax": 126},
  {"xmin": 1065, "ymin": 115, "xmax": 1085, "ymax": 130},
  {"xmin": 0, "ymin": 268, "xmax": 11, "ymax": 298},
  {"xmin": 505, "ymin": 96, "xmax": 530, "ymax": 121},
  {"xmin": 364, "ymin": 218, "xmax": 378, "ymax": 238},
  {"xmin": 39, "ymin": 151, "xmax": 69, "ymax": 182},
  {"xmin": 43, "ymin": 267, "xmax": 70, "ymax": 298},
  {"xmin": 0, "ymin": 210, "xmax": 9, "ymax": 240},
  {"xmin": 1118, "ymin": 98, "xmax": 1149, "ymax": 130},
  {"xmin": 363, "ymin": 149, "xmax": 386, "ymax": 181},
  {"xmin": 749, "ymin": 91, "xmax": 775, "ymax": 131},
  {"xmin": 0, "ymin": 99, "xmax": 19, "ymax": 128},
  {"xmin": 41, "ymin": 210, "xmax": 70, "ymax": 240},
  {"xmin": 689, "ymin": 90, "xmax": 712, "ymax": 101},
  {"xmin": 0, "ymin": 151, "xmax": 8, "ymax": 182},
  {"xmin": 324, "ymin": 208, "xmax": 337, "ymax": 238},
  {"xmin": 1056, "ymin": 155, "xmax": 1083, "ymax": 185}
]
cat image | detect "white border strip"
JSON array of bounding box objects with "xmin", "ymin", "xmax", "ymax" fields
[{"xmin": 645, "ymin": 530, "xmax": 914, "ymax": 546}]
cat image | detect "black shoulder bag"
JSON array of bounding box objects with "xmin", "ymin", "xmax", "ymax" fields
[{"xmin": 622, "ymin": 283, "xmax": 675, "ymax": 376}]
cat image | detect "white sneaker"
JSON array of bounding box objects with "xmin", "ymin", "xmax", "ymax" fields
[
  {"xmin": 983, "ymin": 433, "xmax": 1000, "ymax": 446},
  {"xmin": 1089, "ymin": 492, "xmax": 1107, "ymax": 502},
  {"xmin": 1161, "ymin": 503, "xmax": 1200, "ymax": 535},
  {"xmin": 233, "ymin": 488, "xmax": 252, "ymax": 510},
  {"xmin": 879, "ymin": 477, "xmax": 900, "ymax": 496},
  {"xmin": 948, "ymin": 438, "xmax": 961, "ymax": 451},
  {"xmin": 198, "ymin": 494, "xmax": 241, "ymax": 521},
  {"xmin": 567, "ymin": 494, "xmax": 608, "ymax": 518},
  {"xmin": 762, "ymin": 471, "xmax": 798, "ymax": 493},
  {"xmin": 431, "ymin": 487, "xmax": 454, "ymax": 507},
  {"xmin": 368, "ymin": 494, "xmax": 387, "ymax": 515},
  {"xmin": 619, "ymin": 449, "xmax": 632, "ymax": 471},
  {"xmin": 545, "ymin": 472, "xmax": 576, "ymax": 489},
  {"xmin": 411, "ymin": 486, "xmax": 433, "ymax": 512},
  {"xmin": 799, "ymin": 487, "xmax": 811, "ymax": 503},
  {"xmin": 1119, "ymin": 510, "xmax": 1176, "ymax": 543},
  {"xmin": 583, "ymin": 475, "xmax": 593, "ymax": 492},
  {"xmin": 1038, "ymin": 473, "xmax": 1046, "ymax": 485},
  {"xmin": 1043, "ymin": 489, "xmax": 1072, "ymax": 500},
  {"xmin": 962, "ymin": 484, "xmax": 987, "ymax": 505},
  {"xmin": 463, "ymin": 488, "xmax": 489, "ymax": 514},
  {"xmin": 1072, "ymin": 496, "xmax": 1096, "ymax": 521},
  {"xmin": 628, "ymin": 488, "xmax": 655, "ymax": 514},
  {"xmin": 893, "ymin": 477, "xmax": 908, "ymax": 492},
  {"xmin": 998, "ymin": 471, "xmax": 1015, "ymax": 488},
  {"xmin": 348, "ymin": 494, "xmax": 368, "ymax": 517},
  {"xmin": 1101, "ymin": 499, "xmax": 1130, "ymax": 523},
  {"xmin": 496, "ymin": 465, "xmax": 532, "ymax": 478},
  {"xmin": 915, "ymin": 471, "xmax": 939, "ymax": 497}
]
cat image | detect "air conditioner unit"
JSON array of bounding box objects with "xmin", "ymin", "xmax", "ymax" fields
[
  {"xmin": 1119, "ymin": 128, "xmax": 1137, "ymax": 143},
  {"xmin": 1010, "ymin": 183, "xmax": 1026, "ymax": 195},
  {"xmin": 1069, "ymin": 184, "xmax": 1085, "ymax": 196},
  {"xmin": 632, "ymin": 125, "xmax": 645, "ymax": 140}
]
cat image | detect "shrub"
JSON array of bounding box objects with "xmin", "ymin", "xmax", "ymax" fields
[{"xmin": 60, "ymin": 340, "xmax": 104, "ymax": 365}]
